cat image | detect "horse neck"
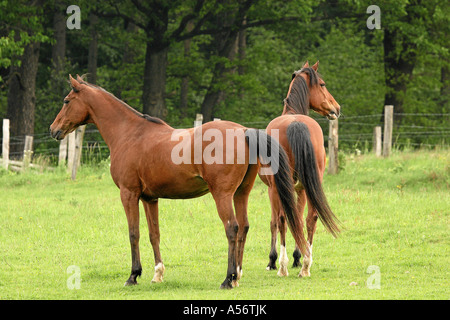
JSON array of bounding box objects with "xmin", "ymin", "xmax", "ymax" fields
[
  {"xmin": 282, "ymin": 104, "xmax": 297, "ymax": 115},
  {"xmin": 281, "ymin": 101, "xmax": 310, "ymax": 116},
  {"xmin": 86, "ymin": 91, "xmax": 148, "ymax": 150},
  {"xmin": 281, "ymin": 77, "xmax": 310, "ymax": 116}
]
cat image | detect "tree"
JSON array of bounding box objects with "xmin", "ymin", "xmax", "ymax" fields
[
  {"xmin": 2, "ymin": 0, "xmax": 50, "ymax": 157},
  {"xmin": 380, "ymin": 0, "xmax": 448, "ymax": 124}
]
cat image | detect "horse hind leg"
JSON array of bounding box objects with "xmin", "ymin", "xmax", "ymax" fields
[
  {"xmin": 292, "ymin": 189, "xmax": 307, "ymax": 268},
  {"xmin": 300, "ymin": 200, "xmax": 317, "ymax": 278},
  {"xmin": 266, "ymin": 185, "xmax": 279, "ymax": 271},
  {"xmin": 277, "ymin": 213, "xmax": 289, "ymax": 277},
  {"xmin": 233, "ymin": 190, "xmax": 251, "ymax": 285},
  {"xmin": 142, "ymin": 199, "xmax": 165, "ymax": 283},
  {"xmin": 212, "ymin": 193, "xmax": 239, "ymax": 289},
  {"xmin": 266, "ymin": 219, "xmax": 278, "ymax": 271}
]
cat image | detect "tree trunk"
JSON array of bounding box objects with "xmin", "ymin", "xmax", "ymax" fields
[
  {"xmin": 7, "ymin": 41, "xmax": 40, "ymax": 158},
  {"xmin": 180, "ymin": 21, "xmax": 194, "ymax": 120},
  {"xmin": 238, "ymin": 18, "xmax": 246, "ymax": 98},
  {"xmin": 383, "ymin": 29, "xmax": 417, "ymax": 125},
  {"xmin": 142, "ymin": 44, "xmax": 168, "ymax": 119},
  {"xmin": 441, "ymin": 63, "xmax": 449, "ymax": 108},
  {"xmin": 51, "ymin": 3, "xmax": 66, "ymax": 75},
  {"xmin": 199, "ymin": 3, "xmax": 248, "ymax": 122},
  {"xmin": 200, "ymin": 32, "xmax": 239, "ymax": 122},
  {"xmin": 51, "ymin": 2, "xmax": 67, "ymax": 101},
  {"xmin": 116, "ymin": 21, "xmax": 137, "ymax": 99},
  {"xmin": 87, "ymin": 12, "xmax": 99, "ymax": 84}
]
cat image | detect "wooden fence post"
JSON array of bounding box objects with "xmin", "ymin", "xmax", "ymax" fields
[
  {"xmin": 22, "ymin": 135, "xmax": 34, "ymax": 170},
  {"xmin": 2, "ymin": 119, "xmax": 9, "ymax": 170},
  {"xmin": 194, "ymin": 113, "xmax": 203, "ymax": 127},
  {"xmin": 383, "ymin": 105, "xmax": 394, "ymax": 157},
  {"xmin": 67, "ymin": 131, "xmax": 76, "ymax": 173},
  {"xmin": 373, "ymin": 126, "xmax": 382, "ymax": 157},
  {"xmin": 328, "ymin": 119, "xmax": 339, "ymax": 175},
  {"xmin": 72, "ymin": 125, "xmax": 86, "ymax": 180},
  {"xmin": 59, "ymin": 136, "xmax": 68, "ymax": 166}
]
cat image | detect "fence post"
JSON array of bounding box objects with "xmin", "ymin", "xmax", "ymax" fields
[
  {"xmin": 373, "ymin": 126, "xmax": 382, "ymax": 157},
  {"xmin": 194, "ymin": 113, "xmax": 203, "ymax": 127},
  {"xmin": 72, "ymin": 125, "xmax": 86, "ymax": 180},
  {"xmin": 67, "ymin": 131, "xmax": 76, "ymax": 173},
  {"xmin": 59, "ymin": 136, "xmax": 68, "ymax": 166},
  {"xmin": 2, "ymin": 119, "xmax": 9, "ymax": 170},
  {"xmin": 22, "ymin": 135, "xmax": 34, "ymax": 170},
  {"xmin": 383, "ymin": 105, "xmax": 394, "ymax": 157},
  {"xmin": 328, "ymin": 119, "xmax": 339, "ymax": 175}
]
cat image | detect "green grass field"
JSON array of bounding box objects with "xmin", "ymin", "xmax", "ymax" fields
[{"xmin": 0, "ymin": 149, "xmax": 448, "ymax": 300}]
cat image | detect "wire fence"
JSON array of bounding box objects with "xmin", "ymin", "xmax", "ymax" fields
[
  {"xmin": 1, "ymin": 112, "xmax": 449, "ymax": 166},
  {"xmin": 242, "ymin": 112, "xmax": 450, "ymax": 152}
]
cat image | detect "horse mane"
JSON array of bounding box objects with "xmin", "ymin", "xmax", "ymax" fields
[
  {"xmin": 75, "ymin": 75, "xmax": 166, "ymax": 125},
  {"xmin": 283, "ymin": 67, "xmax": 321, "ymax": 115}
]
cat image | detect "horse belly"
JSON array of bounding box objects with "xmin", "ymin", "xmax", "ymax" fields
[{"xmin": 143, "ymin": 174, "xmax": 210, "ymax": 200}]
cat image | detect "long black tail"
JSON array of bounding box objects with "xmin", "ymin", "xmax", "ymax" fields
[
  {"xmin": 245, "ymin": 129, "xmax": 309, "ymax": 256},
  {"xmin": 287, "ymin": 122, "xmax": 341, "ymax": 237}
]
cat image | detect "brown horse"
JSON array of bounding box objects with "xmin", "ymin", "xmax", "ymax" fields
[
  {"xmin": 50, "ymin": 75, "xmax": 309, "ymax": 289},
  {"xmin": 260, "ymin": 61, "xmax": 341, "ymax": 278}
]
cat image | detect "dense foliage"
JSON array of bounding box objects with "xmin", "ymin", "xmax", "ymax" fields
[{"xmin": 0, "ymin": 0, "xmax": 448, "ymax": 158}]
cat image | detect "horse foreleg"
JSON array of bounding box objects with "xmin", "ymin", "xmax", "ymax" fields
[
  {"xmin": 120, "ymin": 188, "xmax": 142, "ymax": 286},
  {"xmin": 266, "ymin": 185, "xmax": 279, "ymax": 271},
  {"xmin": 142, "ymin": 199, "xmax": 165, "ymax": 283}
]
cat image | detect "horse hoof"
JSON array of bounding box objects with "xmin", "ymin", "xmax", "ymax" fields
[
  {"xmin": 151, "ymin": 277, "xmax": 163, "ymax": 283},
  {"xmin": 266, "ymin": 264, "xmax": 277, "ymax": 271},
  {"xmin": 299, "ymin": 270, "xmax": 310, "ymax": 278},
  {"xmin": 277, "ymin": 268, "xmax": 289, "ymax": 277},
  {"xmin": 220, "ymin": 280, "xmax": 234, "ymax": 290},
  {"xmin": 151, "ymin": 263, "xmax": 165, "ymax": 283},
  {"xmin": 124, "ymin": 279, "xmax": 138, "ymax": 286}
]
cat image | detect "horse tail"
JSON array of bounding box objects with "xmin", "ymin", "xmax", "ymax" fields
[
  {"xmin": 245, "ymin": 129, "xmax": 309, "ymax": 256},
  {"xmin": 286, "ymin": 122, "xmax": 341, "ymax": 237}
]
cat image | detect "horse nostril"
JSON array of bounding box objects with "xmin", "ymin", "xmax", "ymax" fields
[{"xmin": 50, "ymin": 129, "xmax": 63, "ymax": 140}]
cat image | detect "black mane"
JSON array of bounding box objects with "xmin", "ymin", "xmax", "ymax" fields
[{"xmin": 283, "ymin": 67, "xmax": 321, "ymax": 115}]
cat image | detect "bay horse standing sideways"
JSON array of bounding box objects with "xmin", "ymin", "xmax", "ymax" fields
[
  {"xmin": 260, "ymin": 61, "xmax": 342, "ymax": 278},
  {"xmin": 50, "ymin": 75, "xmax": 309, "ymax": 289}
]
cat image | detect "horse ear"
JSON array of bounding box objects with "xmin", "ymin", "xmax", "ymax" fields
[
  {"xmin": 302, "ymin": 61, "xmax": 309, "ymax": 69},
  {"xmin": 69, "ymin": 74, "xmax": 82, "ymax": 93},
  {"xmin": 312, "ymin": 60, "xmax": 319, "ymax": 71},
  {"xmin": 76, "ymin": 74, "xmax": 84, "ymax": 82}
]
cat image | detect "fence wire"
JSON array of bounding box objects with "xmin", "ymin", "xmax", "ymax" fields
[{"xmin": 1, "ymin": 112, "xmax": 449, "ymax": 164}]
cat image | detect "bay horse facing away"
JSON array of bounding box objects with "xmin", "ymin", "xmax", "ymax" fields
[
  {"xmin": 260, "ymin": 61, "xmax": 342, "ymax": 278},
  {"xmin": 50, "ymin": 75, "xmax": 308, "ymax": 289}
]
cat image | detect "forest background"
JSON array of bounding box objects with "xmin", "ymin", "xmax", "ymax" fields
[{"xmin": 0, "ymin": 0, "xmax": 448, "ymax": 159}]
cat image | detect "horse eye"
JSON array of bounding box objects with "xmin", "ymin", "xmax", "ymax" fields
[
  {"xmin": 64, "ymin": 100, "xmax": 70, "ymax": 104},
  {"xmin": 320, "ymin": 83, "xmax": 326, "ymax": 87}
]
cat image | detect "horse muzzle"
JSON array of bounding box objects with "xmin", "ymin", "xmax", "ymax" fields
[
  {"xmin": 327, "ymin": 111, "xmax": 338, "ymax": 120},
  {"xmin": 50, "ymin": 127, "xmax": 64, "ymax": 141}
]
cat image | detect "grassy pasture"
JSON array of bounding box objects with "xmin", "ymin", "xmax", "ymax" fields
[{"xmin": 0, "ymin": 149, "xmax": 448, "ymax": 300}]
